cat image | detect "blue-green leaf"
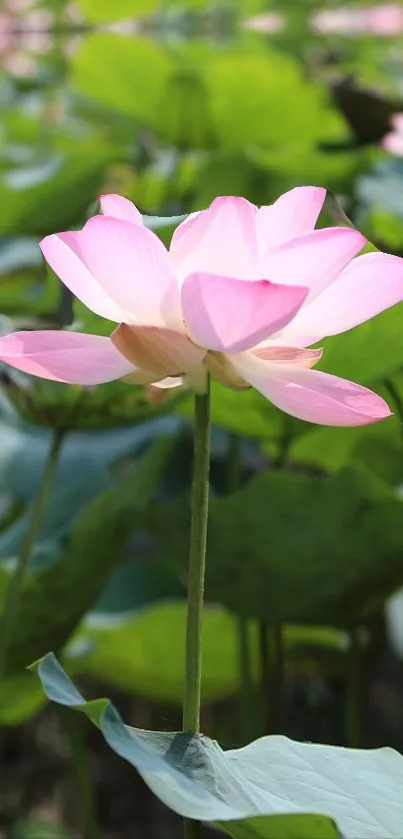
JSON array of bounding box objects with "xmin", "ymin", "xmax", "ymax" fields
[{"xmin": 32, "ymin": 654, "xmax": 403, "ymax": 838}]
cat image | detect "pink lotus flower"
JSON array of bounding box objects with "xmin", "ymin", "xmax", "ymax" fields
[
  {"xmin": 383, "ymin": 114, "xmax": 403, "ymax": 155},
  {"xmin": 1, "ymin": 188, "xmax": 403, "ymax": 427},
  {"xmin": 311, "ymin": 3, "xmax": 403, "ymax": 36}
]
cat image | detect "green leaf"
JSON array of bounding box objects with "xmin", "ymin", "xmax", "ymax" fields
[
  {"xmin": 3, "ymin": 367, "xmax": 186, "ymax": 430},
  {"xmin": 143, "ymin": 214, "xmax": 187, "ymax": 230},
  {"xmin": 178, "ymin": 380, "xmax": 285, "ymax": 441},
  {"xmin": 159, "ymin": 68, "xmax": 214, "ymax": 148},
  {"xmin": 219, "ymin": 813, "xmax": 341, "ymax": 839},
  {"xmin": 92, "ymin": 557, "xmax": 183, "ymax": 616},
  {"xmin": 205, "ymin": 50, "xmax": 336, "ymax": 150},
  {"xmin": 361, "ymin": 206, "xmax": 403, "ymax": 251},
  {"xmin": 4, "ymin": 437, "xmax": 175, "ymax": 675},
  {"xmin": 0, "ymin": 239, "xmax": 60, "ymax": 318},
  {"xmin": 81, "ymin": 601, "xmax": 345, "ymax": 704},
  {"xmin": 71, "ymin": 35, "xmax": 172, "ymax": 128},
  {"xmin": 0, "ymin": 675, "xmax": 44, "ymax": 724},
  {"xmin": 76, "ymin": 0, "xmax": 162, "ymax": 21},
  {"xmin": 75, "ymin": 0, "xmax": 263, "ymax": 22},
  {"xmin": 0, "ymin": 408, "xmax": 169, "ymax": 501},
  {"xmin": 33, "ymin": 654, "xmax": 403, "ymax": 838},
  {"xmin": 12, "ymin": 815, "xmax": 72, "ymax": 839},
  {"xmin": 192, "ymin": 152, "xmax": 270, "ymax": 208},
  {"xmin": 289, "ymin": 373, "xmax": 403, "ymax": 477},
  {"xmin": 145, "ymin": 467, "xmax": 403, "ymax": 625},
  {"xmin": 289, "ymin": 414, "xmax": 400, "ymax": 473},
  {"xmin": 358, "ymin": 159, "xmax": 403, "ymax": 221},
  {"xmin": 0, "ymin": 152, "xmax": 110, "ymax": 236},
  {"xmin": 318, "ymin": 304, "xmax": 403, "ymax": 383}
]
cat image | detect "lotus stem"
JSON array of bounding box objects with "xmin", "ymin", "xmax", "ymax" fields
[
  {"xmin": 0, "ymin": 428, "xmax": 64, "ymax": 682},
  {"xmin": 183, "ymin": 376, "xmax": 211, "ymax": 839}
]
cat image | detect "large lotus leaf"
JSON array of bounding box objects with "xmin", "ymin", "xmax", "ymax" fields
[
  {"xmin": 33, "ymin": 654, "xmax": 403, "ymax": 838},
  {"xmin": 2, "ymin": 437, "xmax": 175, "ymax": 676},
  {"xmin": 318, "ymin": 303, "xmax": 403, "ymax": 384},
  {"xmin": 0, "ymin": 270, "xmax": 60, "ymax": 319},
  {"xmin": 71, "ymin": 35, "xmax": 173, "ymax": 128},
  {"xmin": 289, "ymin": 372, "xmax": 403, "ymax": 476},
  {"xmin": 289, "ymin": 413, "xmax": 399, "ymax": 473},
  {"xmin": 80, "ymin": 601, "xmax": 345, "ymax": 704},
  {"xmin": 0, "ymin": 403, "xmax": 178, "ymax": 501},
  {"xmin": 91, "ymin": 558, "xmax": 183, "ymax": 618},
  {"xmin": 205, "ymin": 50, "xmax": 337, "ymax": 150},
  {"xmin": 178, "ymin": 381, "xmax": 298, "ymax": 448},
  {"xmin": 358, "ymin": 159, "xmax": 403, "ymax": 221},
  {"xmin": 77, "ymin": 0, "xmax": 165, "ymax": 18},
  {"xmin": 159, "ymin": 68, "xmax": 215, "ymax": 149},
  {"xmin": 0, "ymin": 410, "xmax": 179, "ymax": 578},
  {"xmin": 2, "ymin": 370, "xmax": 186, "ymax": 431},
  {"xmin": 145, "ymin": 467, "xmax": 403, "ymax": 625},
  {"xmin": 0, "ymin": 151, "xmax": 111, "ymax": 237},
  {"xmin": 0, "ymin": 237, "xmax": 60, "ymax": 317},
  {"xmin": 361, "ymin": 206, "xmax": 403, "ymax": 252},
  {"xmin": 10, "ymin": 816, "xmax": 71, "ymax": 839},
  {"xmin": 254, "ymin": 145, "xmax": 356, "ymax": 197},
  {"xmin": 0, "ymin": 475, "xmax": 110, "ymax": 571},
  {"xmin": 191, "ymin": 152, "xmax": 271, "ymax": 209},
  {"xmin": 0, "ymin": 638, "xmax": 89, "ymax": 726},
  {"xmin": 0, "ymin": 672, "xmax": 47, "ymax": 725},
  {"xmin": 219, "ymin": 814, "xmax": 341, "ymax": 838},
  {"xmin": 76, "ymin": 0, "xmax": 264, "ymax": 22}
]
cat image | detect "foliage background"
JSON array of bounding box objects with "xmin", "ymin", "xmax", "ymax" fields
[{"xmin": 1, "ymin": 0, "xmax": 403, "ymax": 836}]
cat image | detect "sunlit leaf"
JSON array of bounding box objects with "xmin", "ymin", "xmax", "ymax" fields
[
  {"xmin": 72, "ymin": 35, "xmax": 172, "ymax": 128},
  {"xmin": 205, "ymin": 50, "xmax": 337, "ymax": 150},
  {"xmin": 219, "ymin": 813, "xmax": 341, "ymax": 839},
  {"xmin": 81, "ymin": 601, "xmax": 345, "ymax": 704}
]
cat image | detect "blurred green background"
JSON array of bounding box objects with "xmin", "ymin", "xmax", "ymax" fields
[{"xmin": 2, "ymin": 0, "xmax": 403, "ymax": 836}]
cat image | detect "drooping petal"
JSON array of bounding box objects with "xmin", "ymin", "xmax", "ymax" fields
[
  {"xmin": 170, "ymin": 196, "xmax": 258, "ymax": 281},
  {"xmin": 256, "ymin": 186, "xmax": 327, "ymax": 254},
  {"xmin": 40, "ymin": 231, "xmax": 126, "ymax": 323},
  {"xmin": 150, "ymin": 376, "xmax": 184, "ymax": 389},
  {"xmin": 77, "ymin": 216, "xmax": 182, "ymax": 328},
  {"xmin": 279, "ymin": 251, "xmax": 403, "ymax": 346},
  {"xmin": 230, "ymin": 353, "xmax": 391, "ymax": 426},
  {"xmin": 99, "ymin": 194, "xmax": 143, "ymax": 225},
  {"xmin": 111, "ymin": 323, "xmax": 206, "ymax": 377},
  {"xmin": 252, "ymin": 345, "xmax": 323, "ymax": 368},
  {"xmin": 181, "ymin": 272, "xmax": 308, "ymax": 352},
  {"xmin": 0, "ymin": 330, "xmax": 137, "ymax": 385},
  {"xmin": 261, "ymin": 227, "xmax": 366, "ymax": 300}
]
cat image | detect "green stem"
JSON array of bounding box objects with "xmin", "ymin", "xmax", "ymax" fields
[
  {"xmin": 270, "ymin": 622, "xmax": 284, "ymax": 734},
  {"xmin": 259, "ymin": 621, "xmax": 270, "ymax": 733},
  {"xmin": 259, "ymin": 621, "xmax": 284, "ymax": 734},
  {"xmin": 60, "ymin": 708, "xmax": 100, "ymax": 839},
  {"xmin": 0, "ymin": 429, "xmax": 64, "ymax": 682},
  {"xmin": 182, "ymin": 378, "xmax": 211, "ymax": 839},
  {"xmin": 237, "ymin": 615, "xmax": 254, "ymax": 742},
  {"xmin": 346, "ymin": 627, "xmax": 361, "ymax": 747},
  {"xmin": 182, "ymin": 378, "xmax": 211, "ymax": 733}
]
